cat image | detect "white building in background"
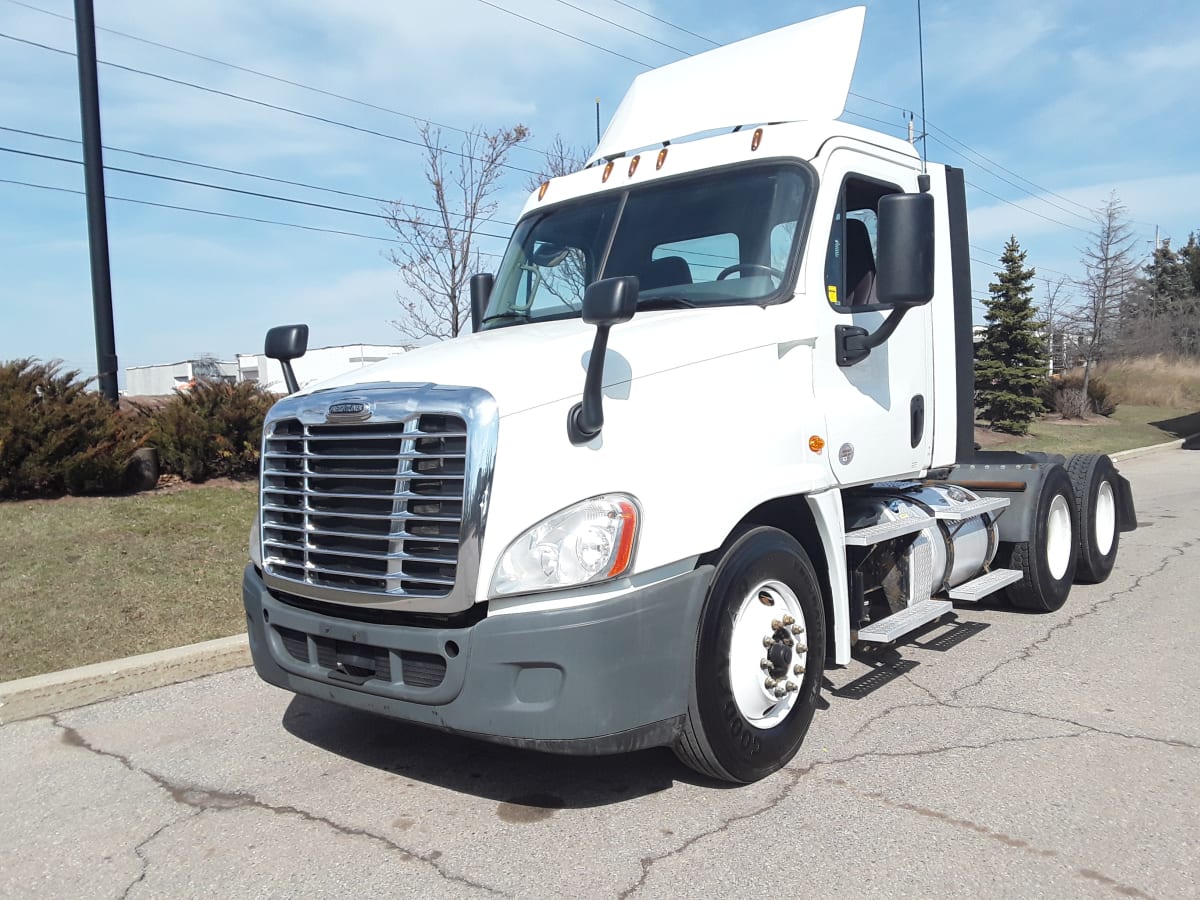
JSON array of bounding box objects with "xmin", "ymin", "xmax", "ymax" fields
[
  {"xmin": 125, "ymin": 358, "xmax": 238, "ymax": 395},
  {"xmin": 236, "ymin": 344, "xmax": 409, "ymax": 393}
]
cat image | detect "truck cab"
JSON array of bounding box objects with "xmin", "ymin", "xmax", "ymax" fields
[{"xmin": 242, "ymin": 7, "xmax": 1134, "ymax": 783}]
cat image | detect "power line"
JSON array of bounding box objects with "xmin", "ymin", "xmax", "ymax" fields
[
  {"xmin": 0, "ymin": 125, "xmax": 519, "ymax": 229},
  {"xmin": 0, "ymin": 177, "xmax": 400, "ymax": 243},
  {"xmin": 605, "ymin": 0, "xmax": 719, "ymax": 47},
  {"xmin": 3, "ymin": 0, "xmax": 559, "ymax": 165},
  {"xmin": 0, "ymin": 143, "xmax": 514, "ymax": 240},
  {"xmin": 547, "ymin": 0, "xmax": 691, "ymax": 55},
  {"xmin": 964, "ymin": 178, "xmax": 1090, "ymax": 235},
  {"xmin": 472, "ymin": 0, "xmax": 653, "ymax": 68},
  {"xmin": 968, "ymin": 242, "xmax": 1074, "ymax": 280},
  {"xmin": 0, "ymin": 31, "xmax": 545, "ymax": 178}
]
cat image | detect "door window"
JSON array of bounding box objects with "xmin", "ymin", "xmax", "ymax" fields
[{"xmin": 824, "ymin": 176, "xmax": 900, "ymax": 310}]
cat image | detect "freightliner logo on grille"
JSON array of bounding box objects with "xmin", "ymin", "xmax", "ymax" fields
[{"xmin": 326, "ymin": 400, "xmax": 372, "ymax": 422}]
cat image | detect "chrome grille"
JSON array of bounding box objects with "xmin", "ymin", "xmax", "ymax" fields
[{"xmin": 260, "ymin": 413, "xmax": 467, "ymax": 597}]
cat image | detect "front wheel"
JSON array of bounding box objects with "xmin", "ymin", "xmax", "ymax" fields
[{"xmin": 674, "ymin": 527, "xmax": 826, "ymax": 783}]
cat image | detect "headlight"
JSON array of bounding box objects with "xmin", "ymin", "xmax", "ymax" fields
[
  {"xmin": 249, "ymin": 518, "xmax": 262, "ymax": 568},
  {"xmin": 490, "ymin": 494, "xmax": 639, "ymax": 596}
]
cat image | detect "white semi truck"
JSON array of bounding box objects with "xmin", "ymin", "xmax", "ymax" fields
[{"xmin": 242, "ymin": 7, "xmax": 1136, "ymax": 783}]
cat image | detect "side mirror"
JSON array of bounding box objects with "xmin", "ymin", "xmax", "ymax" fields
[
  {"xmin": 568, "ymin": 276, "xmax": 639, "ymax": 445},
  {"xmin": 582, "ymin": 275, "xmax": 638, "ymax": 327},
  {"xmin": 469, "ymin": 273, "xmax": 493, "ymax": 333},
  {"xmin": 876, "ymin": 192, "xmax": 935, "ymax": 306},
  {"xmin": 264, "ymin": 324, "xmax": 309, "ymax": 394}
]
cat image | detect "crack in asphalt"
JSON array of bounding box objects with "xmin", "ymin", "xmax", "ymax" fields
[
  {"xmin": 949, "ymin": 538, "xmax": 1195, "ymax": 704},
  {"xmin": 119, "ymin": 813, "xmax": 200, "ymax": 900},
  {"xmin": 48, "ymin": 715, "xmax": 507, "ymax": 898},
  {"xmin": 821, "ymin": 776, "xmax": 1156, "ymax": 899}
]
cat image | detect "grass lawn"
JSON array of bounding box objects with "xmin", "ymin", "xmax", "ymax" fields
[
  {"xmin": 0, "ymin": 482, "xmax": 256, "ymax": 681},
  {"xmin": 978, "ymin": 405, "xmax": 1200, "ymax": 455}
]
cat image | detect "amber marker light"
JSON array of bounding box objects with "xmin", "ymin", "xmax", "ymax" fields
[
  {"xmin": 606, "ymin": 500, "xmax": 639, "ymax": 578},
  {"xmin": 602, "ymin": 160, "xmax": 614, "ymax": 183},
  {"xmin": 751, "ymin": 127, "xmax": 763, "ymax": 151},
  {"xmin": 809, "ymin": 435, "xmax": 826, "ymax": 453},
  {"xmin": 628, "ymin": 155, "xmax": 640, "ymax": 177},
  {"xmin": 656, "ymin": 147, "xmax": 668, "ymax": 170},
  {"xmin": 537, "ymin": 181, "xmax": 549, "ymax": 201}
]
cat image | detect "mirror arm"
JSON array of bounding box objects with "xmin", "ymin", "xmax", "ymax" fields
[
  {"xmin": 836, "ymin": 305, "xmax": 913, "ymax": 367},
  {"xmin": 567, "ymin": 324, "xmax": 612, "ymax": 445},
  {"xmin": 279, "ymin": 362, "xmax": 300, "ymax": 395}
]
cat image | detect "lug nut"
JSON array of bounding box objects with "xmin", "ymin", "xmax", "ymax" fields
[
  {"xmin": 760, "ymin": 658, "xmax": 771, "ymax": 670},
  {"xmin": 762, "ymin": 636, "xmax": 774, "ymax": 648},
  {"xmin": 794, "ymin": 664, "xmax": 805, "ymax": 675},
  {"xmin": 782, "ymin": 615, "xmax": 795, "ymax": 626},
  {"xmin": 771, "ymin": 619, "xmax": 782, "ymax": 631},
  {"xmin": 786, "ymin": 681, "xmax": 798, "ymax": 692},
  {"xmin": 791, "ymin": 626, "xmax": 803, "ymax": 636},
  {"xmin": 773, "ymin": 686, "xmax": 787, "ymax": 699},
  {"xmin": 794, "ymin": 643, "xmax": 807, "ymax": 653},
  {"xmin": 764, "ymin": 678, "xmax": 777, "ymax": 690}
]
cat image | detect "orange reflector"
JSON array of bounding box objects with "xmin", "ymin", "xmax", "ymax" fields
[
  {"xmin": 656, "ymin": 147, "xmax": 668, "ymax": 170},
  {"xmin": 606, "ymin": 500, "xmax": 638, "ymax": 578},
  {"xmin": 537, "ymin": 181, "xmax": 549, "ymax": 201},
  {"xmin": 751, "ymin": 127, "xmax": 763, "ymax": 151},
  {"xmin": 602, "ymin": 160, "xmax": 614, "ymax": 183},
  {"xmin": 628, "ymin": 155, "xmax": 640, "ymax": 177},
  {"xmin": 808, "ymin": 435, "xmax": 825, "ymax": 453}
]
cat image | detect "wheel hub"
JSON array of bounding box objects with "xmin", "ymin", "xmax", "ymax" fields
[{"xmin": 730, "ymin": 581, "xmax": 809, "ymax": 729}]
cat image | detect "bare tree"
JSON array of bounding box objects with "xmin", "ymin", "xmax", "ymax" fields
[
  {"xmin": 1038, "ymin": 274, "xmax": 1070, "ymax": 374},
  {"xmin": 525, "ymin": 134, "xmax": 588, "ymax": 190},
  {"xmin": 1068, "ymin": 191, "xmax": 1139, "ymax": 414},
  {"xmin": 387, "ymin": 122, "xmax": 529, "ymax": 340}
]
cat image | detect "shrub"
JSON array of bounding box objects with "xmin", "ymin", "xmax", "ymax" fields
[
  {"xmin": 0, "ymin": 359, "xmax": 145, "ymax": 499},
  {"xmin": 150, "ymin": 380, "xmax": 276, "ymax": 482},
  {"xmin": 1040, "ymin": 371, "xmax": 1117, "ymax": 418}
]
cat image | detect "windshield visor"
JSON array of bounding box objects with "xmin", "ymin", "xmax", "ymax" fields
[{"xmin": 483, "ymin": 162, "xmax": 812, "ymax": 327}]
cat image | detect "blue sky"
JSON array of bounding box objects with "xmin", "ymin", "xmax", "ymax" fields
[{"xmin": 2, "ymin": 0, "xmax": 1198, "ymax": 385}]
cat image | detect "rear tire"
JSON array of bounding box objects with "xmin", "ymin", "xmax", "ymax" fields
[
  {"xmin": 1067, "ymin": 453, "xmax": 1120, "ymax": 584},
  {"xmin": 674, "ymin": 527, "xmax": 825, "ymax": 783},
  {"xmin": 1004, "ymin": 464, "xmax": 1079, "ymax": 612}
]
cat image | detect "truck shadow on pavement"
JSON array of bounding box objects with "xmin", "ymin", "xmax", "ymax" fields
[{"xmin": 280, "ymin": 696, "xmax": 733, "ymax": 811}]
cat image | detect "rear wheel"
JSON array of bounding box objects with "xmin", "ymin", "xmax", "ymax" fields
[
  {"xmin": 1004, "ymin": 464, "xmax": 1079, "ymax": 612},
  {"xmin": 1067, "ymin": 453, "xmax": 1120, "ymax": 584},
  {"xmin": 674, "ymin": 527, "xmax": 825, "ymax": 783}
]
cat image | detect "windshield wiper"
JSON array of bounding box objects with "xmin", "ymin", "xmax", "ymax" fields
[
  {"xmin": 635, "ymin": 296, "xmax": 698, "ymax": 311},
  {"xmin": 480, "ymin": 311, "xmax": 531, "ymax": 325}
]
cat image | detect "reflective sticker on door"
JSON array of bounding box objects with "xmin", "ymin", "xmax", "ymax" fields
[{"xmin": 838, "ymin": 443, "xmax": 854, "ymax": 465}]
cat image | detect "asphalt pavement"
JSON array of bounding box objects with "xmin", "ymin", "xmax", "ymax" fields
[{"xmin": 1, "ymin": 449, "xmax": 1196, "ymax": 899}]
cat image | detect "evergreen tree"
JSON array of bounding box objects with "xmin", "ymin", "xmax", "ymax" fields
[{"xmin": 975, "ymin": 236, "xmax": 1047, "ymax": 434}]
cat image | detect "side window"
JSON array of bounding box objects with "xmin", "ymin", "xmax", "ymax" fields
[{"xmin": 824, "ymin": 176, "xmax": 899, "ymax": 309}]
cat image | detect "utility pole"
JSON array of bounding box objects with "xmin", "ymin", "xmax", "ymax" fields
[{"xmin": 74, "ymin": 0, "xmax": 119, "ymax": 403}]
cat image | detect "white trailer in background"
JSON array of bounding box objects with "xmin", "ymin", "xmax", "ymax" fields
[
  {"xmin": 240, "ymin": 7, "xmax": 1136, "ymax": 783},
  {"xmin": 236, "ymin": 344, "xmax": 409, "ymax": 393}
]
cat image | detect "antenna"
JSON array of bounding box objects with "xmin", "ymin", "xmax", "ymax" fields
[
  {"xmin": 595, "ymin": 98, "xmax": 601, "ymax": 144},
  {"xmin": 916, "ymin": 0, "xmax": 928, "ymax": 173}
]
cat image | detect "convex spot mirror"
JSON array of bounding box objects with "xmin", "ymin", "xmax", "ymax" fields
[{"xmin": 876, "ymin": 192, "xmax": 935, "ymax": 307}]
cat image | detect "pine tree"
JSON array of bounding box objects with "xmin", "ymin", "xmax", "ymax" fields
[{"xmin": 975, "ymin": 236, "xmax": 1047, "ymax": 434}]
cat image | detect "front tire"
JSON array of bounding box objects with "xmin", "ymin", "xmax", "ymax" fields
[
  {"xmin": 674, "ymin": 527, "xmax": 826, "ymax": 783},
  {"xmin": 1067, "ymin": 453, "xmax": 1120, "ymax": 584},
  {"xmin": 1003, "ymin": 464, "xmax": 1079, "ymax": 612}
]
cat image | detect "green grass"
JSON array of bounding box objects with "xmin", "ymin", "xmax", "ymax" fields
[
  {"xmin": 0, "ymin": 483, "xmax": 257, "ymax": 680},
  {"xmin": 983, "ymin": 405, "xmax": 1200, "ymax": 456}
]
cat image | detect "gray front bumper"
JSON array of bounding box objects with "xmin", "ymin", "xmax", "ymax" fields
[{"xmin": 243, "ymin": 564, "xmax": 712, "ymax": 755}]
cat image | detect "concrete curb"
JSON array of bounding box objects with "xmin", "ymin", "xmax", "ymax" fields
[
  {"xmin": 1111, "ymin": 436, "xmax": 1195, "ymax": 461},
  {"xmin": 0, "ymin": 634, "xmax": 249, "ymax": 725}
]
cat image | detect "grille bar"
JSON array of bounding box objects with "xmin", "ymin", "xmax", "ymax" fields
[{"xmin": 261, "ymin": 411, "xmax": 467, "ymax": 598}]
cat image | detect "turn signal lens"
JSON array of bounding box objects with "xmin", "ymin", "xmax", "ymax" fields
[
  {"xmin": 537, "ymin": 181, "xmax": 549, "ymax": 200},
  {"xmin": 628, "ymin": 155, "xmax": 640, "ymax": 177},
  {"xmin": 808, "ymin": 435, "xmax": 825, "ymax": 453},
  {"xmin": 602, "ymin": 161, "xmax": 614, "ymax": 182},
  {"xmin": 751, "ymin": 127, "xmax": 763, "ymax": 151},
  {"xmin": 656, "ymin": 147, "xmax": 668, "ymax": 170}
]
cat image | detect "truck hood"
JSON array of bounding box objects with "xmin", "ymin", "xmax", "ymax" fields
[{"xmin": 298, "ymin": 306, "xmax": 778, "ymax": 417}]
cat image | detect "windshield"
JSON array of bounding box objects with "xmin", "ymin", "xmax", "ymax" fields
[{"xmin": 482, "ymin": 162, "xmax": 812, "ymax": 328}]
